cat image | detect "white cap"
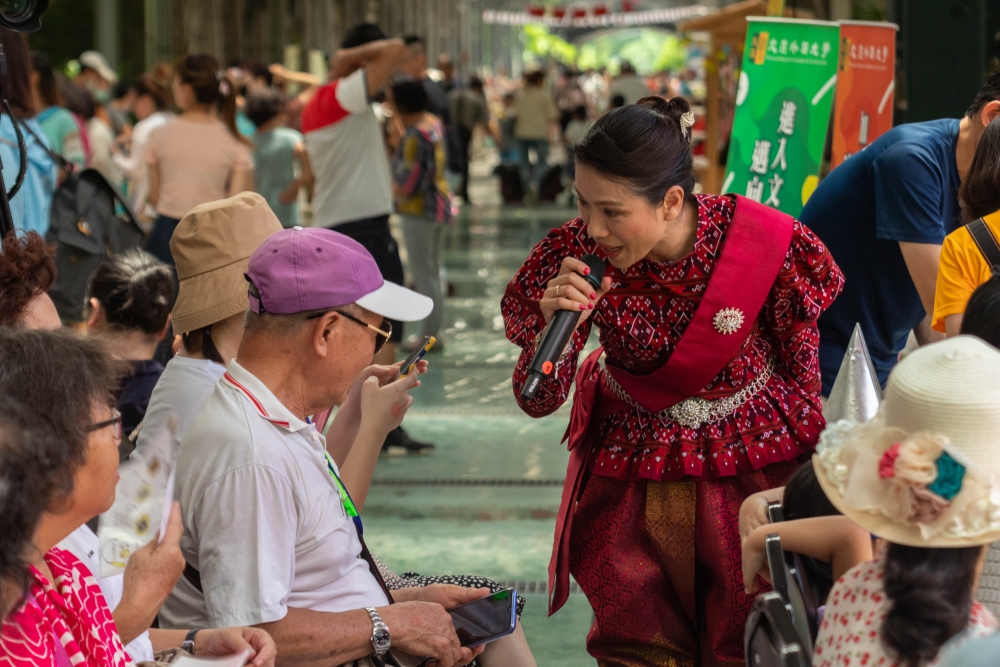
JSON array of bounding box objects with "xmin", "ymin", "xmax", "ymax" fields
[{"xmin": 79, "ymin": 51, "xmax": 119, "ymax": 85}]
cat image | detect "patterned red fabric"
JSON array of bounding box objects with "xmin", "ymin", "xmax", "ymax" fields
[
  {"xmin": 570, "ymin": 464, "xmax": 799, "ymax": 667},
  {"xmin": 0, "ymin": 547, "xmax": 132, "ymax": 667},
  {"xmin": 502, "ymin": 194, "xmax": 844, "ymax": 482}
]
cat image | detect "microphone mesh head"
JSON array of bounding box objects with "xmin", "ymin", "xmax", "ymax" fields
[{"xmin": 582, "ymin": 253, "xmax": 607, "ymax": 288}]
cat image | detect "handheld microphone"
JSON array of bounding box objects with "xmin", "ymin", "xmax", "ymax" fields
[{"xmin": 520, "ymin": 253, "xmax": 607, "ymax": 401}]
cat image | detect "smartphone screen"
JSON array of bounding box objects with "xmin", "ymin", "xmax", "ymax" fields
[
  {"xmin": 448, "ymin": 589, "xmax": 516, "ymax": 647},
  {"xmin": 397, "ymin": 336, "xmax": 435, "ymax": 379}
]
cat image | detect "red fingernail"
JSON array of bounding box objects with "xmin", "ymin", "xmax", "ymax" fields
[
  {"xmin": 579, "ymin": 304, "xmax": 585, "ymax": 310},
  {"xmin": 588, "ymin": 303, "xmax": 594, "ymax": 310},
  {"xmin": 590, "ymin": 293, "xmax": 596, "ymax": 300},
  {"xmin": 584, "ymin": 267, "xmax": 591, "ymax": 275}
]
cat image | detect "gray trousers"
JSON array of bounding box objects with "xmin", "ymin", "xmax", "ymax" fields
[{"xmin": 401, "ymin": 215, "xmax": 445, "ymax": 338}]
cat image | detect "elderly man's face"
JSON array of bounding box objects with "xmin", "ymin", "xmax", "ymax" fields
[{"xmin": 313, "ymin": 306, "xmax": 387, "ymax": 407}]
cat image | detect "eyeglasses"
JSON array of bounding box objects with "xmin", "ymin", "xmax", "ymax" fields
[
  {"xmin": 88, "ymin": 408, "xmax": 122, "ymax": 441},
  {"xmin": 307, "ymin": 309, "xmax": 392, "ymax": 354}
]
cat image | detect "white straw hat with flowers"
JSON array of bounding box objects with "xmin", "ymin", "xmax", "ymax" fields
[{"xmin": 814, "ymin": 335, "xmax": 1000, "ymax": 547}]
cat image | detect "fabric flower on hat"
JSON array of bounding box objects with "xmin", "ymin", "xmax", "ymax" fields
[
  {"xmin": 927, "ymin": 452, "xmax": 966, "ymax": 501},
  {"xmin": 880, "ymin": 434, "xmax": 942, "ymax": 523},
  {"xmin": 878, "ymin": 443, "xmax": 901, "ymax": 479}
]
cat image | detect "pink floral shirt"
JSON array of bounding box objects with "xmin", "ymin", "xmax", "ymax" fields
[
  {"xmin": 0, "ymin": 547, "xmax": 132, "ymax": 667},
  {"xmin": 813, "ymin": 551, "xmax": 996, "ymax": 667}
]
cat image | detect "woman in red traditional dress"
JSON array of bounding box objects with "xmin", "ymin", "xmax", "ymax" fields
[{"xmin": 502, "ymin": 97, "xmax": 845, "ymax": 667}]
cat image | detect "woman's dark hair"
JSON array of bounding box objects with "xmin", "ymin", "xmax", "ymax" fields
[
  {"xmin": 960, "ymin": 274, "xmax": 1000, "ymax": 346},
  {"xmin": 86, "ymin": 249, "xmax": 175, "ymax": 335},
  {"xmin": 245, "ymin": 87, "xmax": 283, "ymax": 128},
  {"xmin": 175, "ymin": 53, "xmax": 245, "ymax": 144},
  {"xmin": 0, "ymin": 398, "xmax": 66, "ymax": 619},
  {"xmin": 30, "ymin": 51, "xmax": 61, "ymax": 108},
  {"xmin": 391, "ymin": 78, "xmax": 428, "ymax": 115},
  {"xmin": 130, "ymin": 74, "xmax": 171, "ymax": 111},
  {"xmin": 181, "ymin": 326, "xmax": 224, "ymax": 365},
  {"xmin": 0, "ymin": 231, "xmax": 56, "ymax": 327},
  {"xmin": 0, "ymin": 328, "xmax": 121, "ymax": 504},
  {"xmin": 959, "ymin": 116, "xmax": 1000, "ymax": 222},
  {"xmin": 0, "ymin": 29, "xmax": 34, "ymax": 118},
  {"xmin": 575, "ymin": 96, "xmax": 695, "ymax": 206},
  {"xmin": 60, "ymin": 78, "xmax": 95, "ymax": 121},
  {"xmin": 341, "ymin": 23, "xmax": 386, "ymax": 49},
  {"xmin": 524, "ymin": 70, "xmax": 545, "ymax": 87},
  {"xmin": 881, "ymin": 543, "xmax": 984, "ymax": 667},
  {"xmin": 781, "ymin": 459, "xmax": 840, "ymax": 522}
]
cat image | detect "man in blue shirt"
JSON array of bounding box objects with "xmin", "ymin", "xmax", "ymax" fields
[{"xmin": 800, "ymin": 71, "xmax": 1000, "ymax": 395}]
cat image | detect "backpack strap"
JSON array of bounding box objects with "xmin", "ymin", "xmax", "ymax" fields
[
  {"xmin": 15, "ymin": 117, "xmax": 73, "ymax": 173},
  {"xmin": 965, "ymin": 218, "xmax": 1000, "ymax": 275}
]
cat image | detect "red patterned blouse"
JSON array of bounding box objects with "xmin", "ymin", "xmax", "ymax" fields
[
  {"xmin": 0, "ymin": 547, "xmax": 132, "ymax": 667},
  {"xmin": 502, "ymin": 194, "xmax": 844, "ymax": 482}
]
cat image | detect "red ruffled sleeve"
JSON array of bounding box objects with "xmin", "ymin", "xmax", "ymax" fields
[
  {"xmin": 763, "ymin": 219, "xmax": 845, "ymax": 395},
  {"xmin": 502, "ymin": 218, "xmax": 597, "ymax": 417}
]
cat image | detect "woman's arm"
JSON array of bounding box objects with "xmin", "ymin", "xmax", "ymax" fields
[
  {"xmin": 296, "ymin": 141, "xmax": 314, "ymax": 199},
  {"xmin": 145, "ymin": 162, "xmax": 160, "ymax": 208},
  {"xmin": 504, "ymin": 248, "xmax": 609, "ymax": 417},
  {"xmin": 742, "ymin": 516, "xmax": 873, "ymax": 594},
  {"xmin": 229, "ymin": 168, "xmax": 255, "ymax": 196},
  {"xmin": 763, "ymin": 220, "xmax": 845, "ymax": 395}
]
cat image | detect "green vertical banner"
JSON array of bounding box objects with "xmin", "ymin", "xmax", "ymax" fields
[{"xmin": 721, "ymin": 18, "xmax": 840, "ymax": 218}]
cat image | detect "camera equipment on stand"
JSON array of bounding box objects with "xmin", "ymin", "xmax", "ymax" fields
[
  {"xmin": 0, "ymin": 0, "xmax": 50, "ymax": 239},
  {"xmin": 520, "ymin": 253, "xmax": 607, "ymax": 401}
]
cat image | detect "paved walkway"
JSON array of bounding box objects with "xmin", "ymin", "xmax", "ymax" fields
[{"xmin": 365, "ymin": 162, "xmax": 596, "ymax": 665}]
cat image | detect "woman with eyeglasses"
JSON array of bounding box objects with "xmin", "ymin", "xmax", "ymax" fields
[{"xmin": 0, "ymin": 328, "xmax": 277, "ymax": 667}]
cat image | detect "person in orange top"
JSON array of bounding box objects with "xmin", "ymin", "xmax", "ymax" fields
[{"xmin": 933, "ymin": 117, "xmax": 1000, "ymax": 336}]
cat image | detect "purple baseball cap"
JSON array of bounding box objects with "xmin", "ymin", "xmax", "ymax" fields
[{"xmin": 245, "ymin": 227, "xmax": 433, "ymax": 322}]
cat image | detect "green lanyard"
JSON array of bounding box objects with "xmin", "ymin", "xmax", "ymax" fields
[{"xmin": 324, "ymin": 451, "xmax": 364, "ymax": 535}]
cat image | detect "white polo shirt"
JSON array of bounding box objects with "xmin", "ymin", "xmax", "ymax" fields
[{"xmin": 160, "ymin": 360, "xmax": 388, "ymax": 629}]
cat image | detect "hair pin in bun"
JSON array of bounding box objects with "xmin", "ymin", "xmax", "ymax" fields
[{"xmin": 679, "ymin": 111, "xmax": 695, "ymax": 131}]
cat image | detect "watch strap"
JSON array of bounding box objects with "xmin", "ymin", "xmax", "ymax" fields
[
  {"xmin": 365, "ymin": 607, "xmax": 390, "ymax": 656},
  {"xmin": 181, "ymin": 628, "xmax": 200, "ymax": 654}
]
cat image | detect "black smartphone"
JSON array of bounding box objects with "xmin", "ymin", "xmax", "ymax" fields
[
  {"xmin": 448, "ymin": 589, "xmax": 518, "ymax": 648},
  {"xmin": 396, "ymin": 336, "xmax": 436, "ymax": 380}
]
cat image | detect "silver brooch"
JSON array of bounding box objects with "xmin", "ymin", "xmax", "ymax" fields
[{"xmin": 713, "ymin": 308, "xmax": 745, "ymax": 335}]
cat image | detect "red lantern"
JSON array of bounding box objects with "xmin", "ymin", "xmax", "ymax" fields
[
  {"xmin": 593, "ymin": 4, "xmax": 608, "ymax": 16},
  {"xmin": 553, "ymin": 6, "xmax": 567, "ymax": 18},
  {"xmin": 572, "ymin": 7, "xmax": 588, "ymax": 18},
  {"xmin": 527, "ymin": 5, "xmax": 545, "ymax": 16},
  {"xmin": 621, "ymin": 0, "xmax": 635, "ymax": 10}
]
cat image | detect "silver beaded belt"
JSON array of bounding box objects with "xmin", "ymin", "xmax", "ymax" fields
[{"xmin": 602, "ymin": 357, "xmax": 775, "ymax": 428}]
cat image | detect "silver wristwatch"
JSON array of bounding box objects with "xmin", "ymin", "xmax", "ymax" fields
[{"xmin": 365, "ymin": 607, "xmax": 391, "ymax": 656}]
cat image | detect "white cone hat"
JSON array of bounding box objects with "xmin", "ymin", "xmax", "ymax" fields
[{"xmin": 825, "ymin": 323, "xmax": 883, "ymax": 424}]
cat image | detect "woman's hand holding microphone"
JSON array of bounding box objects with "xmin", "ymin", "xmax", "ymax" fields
[{"xmin": 539, "ymin": 256, "xmax": 613, "ymax": 326}]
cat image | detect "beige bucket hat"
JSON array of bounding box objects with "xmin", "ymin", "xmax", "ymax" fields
[
  {"xmin": 814, "ymin": 335, "xmax": 1000, "ymax": 547},
  {"xmin": 169, "ymin": 192, "xmax": 282, "ymax": 334}
]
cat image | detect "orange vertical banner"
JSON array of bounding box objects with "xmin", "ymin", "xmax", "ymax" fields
[{"xmin": 830, "ymin": 21, "xmax": 898, "ymax": 170}]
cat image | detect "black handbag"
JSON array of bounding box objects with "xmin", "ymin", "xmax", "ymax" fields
[{"xmin": 18, "ymin": 119, "xmax": 144, "ymax": 322}]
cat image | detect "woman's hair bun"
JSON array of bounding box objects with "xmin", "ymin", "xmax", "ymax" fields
[
  {"xmin": 575, "ymin": 94, "xmax": 696, "ymax": 206},
  {"xmin": 637, "ymin": 96, "xmax": 693, "ymax": 140}
]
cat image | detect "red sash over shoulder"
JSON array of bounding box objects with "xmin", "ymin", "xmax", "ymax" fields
[
  {"xmin": 604, "ymin": 196, "xmax": 795, "ymax": 413},
  {"xmin": 547, "ymin": 195, "xmax": 795, "ymax": 614}
]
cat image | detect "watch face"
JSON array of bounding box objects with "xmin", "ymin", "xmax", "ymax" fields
[{"xmin": 373, "ymin": 627, "xmax": 391, "ymax": 650}]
